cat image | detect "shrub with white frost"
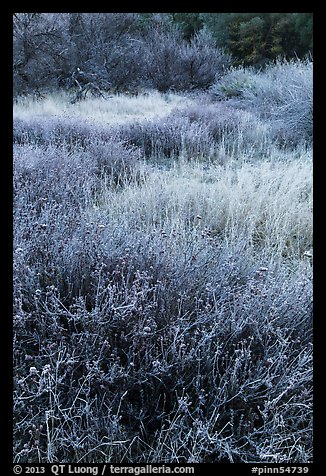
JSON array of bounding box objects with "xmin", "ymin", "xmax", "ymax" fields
[{"xmin": 210, "ymin": 59, "xmax": 313, "ymax": 146}]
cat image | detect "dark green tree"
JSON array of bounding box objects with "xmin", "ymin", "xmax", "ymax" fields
[
  {"xmin": 170, "ymin": 13, "xmax": 204, "ymax": 39},
  {"xmin": 199, "ymin": 13, "xmax": 312, "ymax": 66},
  {"xmin": 292, "ymin": 13, "xmax": 313, "ymax": 53},
  {"xmin": 228, "ymin": 14, "xmax": 267, "ymax": 65}
]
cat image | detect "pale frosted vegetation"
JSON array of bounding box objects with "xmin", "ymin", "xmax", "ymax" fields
[
  {"xmin": 13, "ymin": 90, "xmax": 194, "ymax": 125},
  {"xmin": 95, "ymin": 156, "xmax": 312, "ymax": 263},
  {"xmin": 210, "ymin": 59, "xmax": 313, "ymax": 146},
  {"xmin": 13, "ymin": 60, "xmax": 313, "ymax": 464}
]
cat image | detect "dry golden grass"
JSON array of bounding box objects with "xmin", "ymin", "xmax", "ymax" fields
[
  {"xmin": 13, "ymin": 90, "xmax": 194, "ymax": 125},
  {"xmin": 91, "ymin": 151, "xmax": 312, "ymax": 265}
]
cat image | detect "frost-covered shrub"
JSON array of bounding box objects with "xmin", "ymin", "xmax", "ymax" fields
[
  {"xmin": 210, "ymin": 59, "xmax": 313, "ymax": 146},
  {"xmin": 178, "ymin": 28, "xmax": 231, "ymax": 90},
  {"xmin": 259, "ymin": 60, "xmax": 313, "ymax": 145},
  {"xmin": 13, "ymin": 119, "xmax": 141, "ymax": 187},
  {"xmin": 142, "ymin": 24, "xmax": 230, "ymax": 92},
  {"xmin": 116, "ymin": 115, "xmax": 214, "ymax": 160},
  {"xmin": 13, "ymin": 144, "xmax": 96, "ymax": 210},
  {"xmin": 210, "ymin": 65, "xmax": 255, "ymax": 100},
  {"xmin": 86, "ymin": 140, "xmax": 141, "ymax": 183},
  {"xmin": 172, "ymin": 101, "xmax": 273, "ymax": 158}
]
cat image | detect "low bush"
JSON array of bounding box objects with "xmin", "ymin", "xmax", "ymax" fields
[
  {"xmin": 115, "ymin": 116, "xmax": 214, "ymax": 160},
  {"xmin": 13, "ymin": 116, "xmax": 112, "ymax": 148},
  {"xmin": 210, "ymin": 66, "xmax": 254, "ymax": 100},
  {"xmin": 172, "ymin": 101, "xmax": 273, "ymax": 159},
  {"xmin": 210, "ymin": 59, "xmax": 313, "ymax": 146},
  {"xmin": 13, "ymin": 119, "xmax": 142, "ymax": 186}
]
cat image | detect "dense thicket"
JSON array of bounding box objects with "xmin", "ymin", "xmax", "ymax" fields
[
  {"xmin": 13, "ymin": 13, "xmax": 312, "ymax": 96},
  {"xmin": 13, "ymin": 13, "xmax": 230, "ymax": 96}
]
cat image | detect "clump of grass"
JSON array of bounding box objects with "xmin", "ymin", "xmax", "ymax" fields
[
  {"xmin": 96, "ymin": 156, "xmax": 312, "ymax": 262},
  {"xmin": 13, "ymin": 90, "xmax": 193, "ymax": 125}
]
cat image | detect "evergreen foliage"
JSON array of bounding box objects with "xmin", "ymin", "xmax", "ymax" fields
[{"xmin": 198, "ymin": 13, "xmax": 313, "ymax": 65}]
